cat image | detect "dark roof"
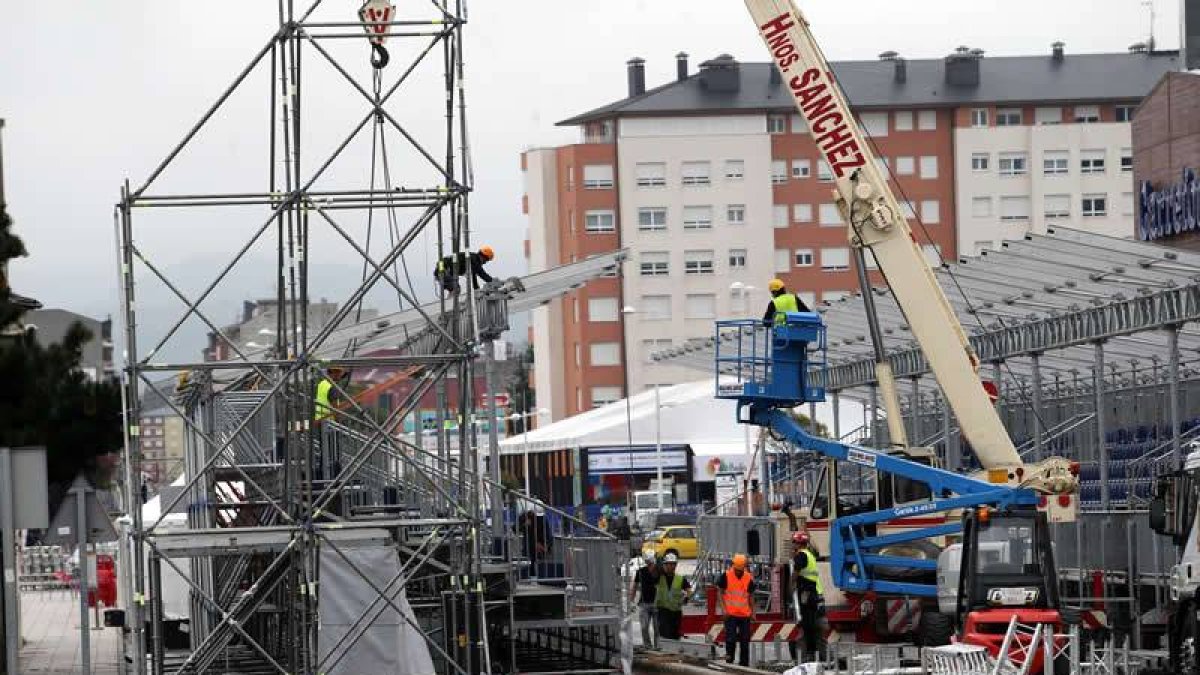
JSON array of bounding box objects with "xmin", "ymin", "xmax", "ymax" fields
[{"xmin": 559, "ymin": 51, "xmax": 1179, "ymax": 125}]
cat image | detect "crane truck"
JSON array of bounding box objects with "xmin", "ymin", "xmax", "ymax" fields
[
  {"xmin": 713, "ymin": 0, "xmax": 1081, "ymax": 663},
  {"xmin": 1149, "ymin": 445, "xmax": 1200, "ymax": 674}
]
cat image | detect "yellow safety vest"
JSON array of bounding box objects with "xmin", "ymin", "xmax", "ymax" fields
[
  {"xmin": 798, "ymin": 549, "xmax": 823, "ymax": 596},
  {"xmin": 772, "ymin": 293, "xmax": 799, "ymax": 325},
  {"xmin": 314, "ymin": 378, "xmax": 334, "ymax": 421}
]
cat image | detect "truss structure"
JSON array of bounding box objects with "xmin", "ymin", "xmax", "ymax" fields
[{"xmin": 113, "ymin": 3, "xmax": 623, "ymax": 674}]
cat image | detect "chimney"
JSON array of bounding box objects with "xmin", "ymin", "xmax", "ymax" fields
[
  {"xmin": 699, "ymin": 54, "xmax": 742, "ymax": 93},
  {"xmin": 676, "ymin": 52, "xmax": 689, "ymax": 81},
  {"xmin": 878, "ymin": 51, "xmax": 905, "ymax": 83},
  {"xmin": 1051, "ymin": 41, "xmax": 1065, "ymax": 61},
  {"xmin": 944, "ymin": 45, "xmax": 981, "ymax": 87},
  {"xmin": 627, "ymin": 57, "xmax": 646, "ymax": 97},
  {"xmin": 1128, "ymin": 41, "xmax": 1149, "ymax": 54},
  {"xmin": 769, "ymin": 64, "xmax": 782, "ymax": 86}
]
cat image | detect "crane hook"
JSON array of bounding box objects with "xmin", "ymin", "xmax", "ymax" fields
[{"xmin": 371, "ymin": 43, "xmax": 390, "ymax": 69}]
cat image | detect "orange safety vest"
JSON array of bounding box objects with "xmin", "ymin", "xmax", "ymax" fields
[{"xmin": 723, "ymin": 568, "xmax": 752, "ymax": 618}]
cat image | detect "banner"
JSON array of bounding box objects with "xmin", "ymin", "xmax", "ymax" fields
[{"xmin": 585, "ymin": 447, "xmax": 687, "ymax": 474}]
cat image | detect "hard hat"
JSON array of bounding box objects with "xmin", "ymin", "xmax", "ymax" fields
[
  {"xmin": 792, "ymin": 531, "xmax": 810, "ymax": 546},
  {"xmin": 479, "ymin": 245, "xmax": 495, "ymax": 260},
  {"xmin": 662, "ymin": 552, "xmax": 679, "ymax": 564},
  {"xmin": 643, "ymin": 550, "xmax": 657, "ymax": 563},
  {"xmin": 768, "ymin": 278, "xmax": 785, "ymax": 292},
  {"xmin": 732, "ymin": 554, "xmax": 747, "ymax": 569}
]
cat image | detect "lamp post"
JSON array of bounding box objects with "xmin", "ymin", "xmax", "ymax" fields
[
  {"xmin": 621, "ymin": 305, "xmax": 638, "ymax": 514},
  {"xmin": 730, "ymin": 282, "xmax": 757, "ymax": 513}
]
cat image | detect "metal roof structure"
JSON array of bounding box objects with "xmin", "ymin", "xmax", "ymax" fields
[
  {"xmin": 653, "ymin": 228, "xmax": 1200, "ymax": 400},
  {"xmin": 560, "ymin": 51, "xmax": 1178, "ymax": 125}
]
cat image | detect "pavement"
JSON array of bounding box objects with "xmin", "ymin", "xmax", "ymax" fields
[{"xmin": 18, "ymin": 588, "xmax": 123, "ymax": 674}]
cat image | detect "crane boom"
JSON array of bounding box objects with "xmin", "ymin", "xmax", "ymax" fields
[{"xmin": 744, "ymin": 0, "xmax": 1018, "ymax": 469}]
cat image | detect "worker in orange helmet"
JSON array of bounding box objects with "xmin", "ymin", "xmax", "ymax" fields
[
  {"xmin": 715, "ymin": 553, "xmax": 756, "ymax": 666},
  {"xmin": 434, "ymin": 245, "xmax": 495, "ymax": 295}
]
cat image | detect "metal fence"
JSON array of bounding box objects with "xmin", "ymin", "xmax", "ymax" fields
[{"xmin": 554, "ymin": 534, "xmax": 622, "ymax": 614}]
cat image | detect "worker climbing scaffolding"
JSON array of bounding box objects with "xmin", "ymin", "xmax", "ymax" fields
[{"xmin": 434, "ymin": 246, "xmax": 496, "ymax": 295}]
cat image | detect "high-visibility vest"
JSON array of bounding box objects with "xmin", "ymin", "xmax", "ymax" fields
[
  {"xmin": 314, "ymin": 378, "xmax": 334, "ymax": 421},
  {"xmin": 656, "ymin": 573, "xmax": 686, "ymax": 612},
  {"xmin": 797, "ymin": 549, "xmax": 823, "ymax": 596},
  {"xmin": 723, "ymin": 569, "xmax": 753, "ymax": 617},
  {"xmin": 772, "ymin": 293, "xmax": 799, "ymax": 325}
]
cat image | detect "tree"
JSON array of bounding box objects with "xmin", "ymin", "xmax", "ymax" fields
[
  {"xmin": 0, "ymin": 205, "xmax": 123, "ymax": 516},
  {"xmin": 505, "ymin": 343, "xmax": 535, "ymax": 433}
]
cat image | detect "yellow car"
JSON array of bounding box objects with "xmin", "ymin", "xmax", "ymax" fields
[{"xmin": 641, "ymin": 525, "xmax": 699, "ymax": 560}]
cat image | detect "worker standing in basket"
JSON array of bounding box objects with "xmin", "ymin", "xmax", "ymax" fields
[
  {"xmin": 789, "ymin": 531, "xmax": 827, "ymax": 663},
  {"xmin": 434, "ymin": 246, "xmax": 495, "ymax": 295},
  {"xmin": 762, "ymin": 278, "xmax": 811, "ymax": 326},
  {"xmin": 655, "ymin": 553, "xmax": 690, "ymax": 640},
  {"xmin": 716, "ymin": 554, "xmax": 755, "ymax": 666},
  {"xmin": 630, "ymin": 551, "xmax": 660, "ymax": 649}
]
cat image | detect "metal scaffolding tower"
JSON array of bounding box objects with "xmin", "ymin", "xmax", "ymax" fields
[{"xmin": 112, "ymin": 3, "xmax": 624, "ymax": 674}]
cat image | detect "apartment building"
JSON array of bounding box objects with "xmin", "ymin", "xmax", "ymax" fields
[{"xmin": 525, "ymin": 47, "xmax": 1176, "ymax": 419}]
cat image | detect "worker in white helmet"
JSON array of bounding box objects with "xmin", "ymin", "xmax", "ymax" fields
[{"xmin": 629, "ymin": 550, "xmax": 660, "ymax": 649}]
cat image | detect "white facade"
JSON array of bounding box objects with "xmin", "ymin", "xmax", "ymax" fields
[
  {"xmin": 616, "ymin": 115, "xmax": 774, "ymax": 393},
  {"xmin": 523, "ymin": 148, "xmax": 567, "ymax": 421},
  {"xmin": 955, "ymin": 120, "xmax": 1135, "ymax": 256}
]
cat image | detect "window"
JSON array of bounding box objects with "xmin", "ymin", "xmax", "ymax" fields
[
  {"xmin": 576, "ymin": 387, "xmax": 583, "ymax": 411},
  {"xmin": 901, "ymin": 201, "xmax": 917, "ymax": 219},
  {"xmin": 996, "ymin": 108, "xmax": 1023, "ymax": 126},
  {"xmin": 682, "ymin": 205, "xmax": 713, "ymax": 230},
  {"xmin": 790, "ymin": 114, "xmax": 808, "ymax": 133},
  {"xmin": 638, "ymin": 207, "xmax": 667, "ymax": 231},
  {"xmin": 918, "ymin": 110, "xmax": 937, "ymax": 130},
  {"xmin": 1082, "ymin": 194, "xmax": 1107, "ymax": 217},
  {"xmin": 685, "ymin": 294, "xmax": 716, "ymax": 320},
  {"xmin": 727, "ymin": 204, "xmax": 746, "ymax": 225},
  {"xmin": 1115, "ymin": 105, "xmax": 1136, "ymax": 122},
  {"xmin": 584, "ymin": 209, "xmax": 615, "ymax": 233},
  {"xmin": 582, "ymin": 164, "xmax": 614, "ymax": 189},
  {"xmin": 771, "ymin": 160, "xmax": 788, "ymax": 185},
  {"xmin": 642, "ymin": 339, "xmax": 672, "ymax": 362},
  {"xmin": 999, "ymin": 196, "xmax": 1031, "ymax": 221},
  {"xmin": 972, "ymin": 197, "xmax": 993, "ymax": 218},
  {"xmin": 793, "ymin": 204, "xmax": 813, "ymax": 223},
  {"xmin": 1035, "ymin": 107, "xmax": 1062, "ymax": 125},
  {"xmin": 817, "ymin": 160, "xmax": 833, "ymax": 182},
  {"xmin": 919, "ymin": 156, "xmax": 939, "ymax": 179},
  {"xmin": 792, "ymin": 159, "xmax": 811, "ymax": 179},
  {"xmin": 572, "ymin": 298, "xmax": 579, "ymax": 323},
  {"xmin": 970, "ymin": 108, "xmax": 989, "ymax": 127},
  {"xmin": 567, "ymin": 209, "xmax": 575, "ymax": 233},
  {"xmin": 684, "ymin": 250, "xmax": 715, "ymax": 275},
  {"xmin": 921, "ymin": 200, "xmax": 940, "ymax": 224},
  {"xmin": 971, "ymin": 153, "xmax": 990, "ymax": 172},
  {"xmin": 590, "ymin": 342, "xmax": 621, "ymax": 366},
  {"xmin": 1043, "ymin": 194, "xmax": 1070, "ymax": 219},
  {"xmin": 819, "ymin": 203, "xmax": 841, "ymax": 226},
  {"xmin": 641, "ymin": 295, "xmax": 671, "ymax": 320},
  {"xmin": 1080, "ymin": 149, "xmax": 1105, "ymax": 174},
  {"xmin": 574, "ymin": 342, "xmax": 581, "ymax": 366},
  {"xmin": 1121, "ymin": 192, "xmax": 1134, "ymax": 216},
  {"xmin": 895, "ymin": 156, "xmax": 915, "ymax": 176},
  {"xmin": 1043, "ymin": 151, "xmax": 1068, "ymax": 176},
  {"xmin": 821, "ymin": 247, "xmax": 850, "ymax": 271},
  {"xmin": 861, "ymin": 112, "xmax": 889, "ymax": 136},
  {"xmin": 768, "ymin": 114, "xmax": 787, "ymax": 134},
  {"xmin": 566, "ymin": 166, "xmax": 574, "ymax": 191},
  {"xmin": 639, "ymin": 251, "xmax": 669, "ymax": 276},
  {"xmin": 999, "ymin": 152, "xmax": 1027, "ymax": 176},
  {"xmin": 774, "ymin": 249, "xmax": 791, "ymax": 273},
  {"xmin": 681, "ymin": 161, "xmax": 711, "ymax": 186},
  {"xmin": 895, "ymin": 111, "xmax": 913, "ymax": 131},
  {"xmin": 591, "ymin": 387, "xmax": 621, "ymax": 408},
  {"xmin": 794, "ymin": 249, "xmax": 814, "ymax": 267},
  {"xmin": 588, "ymin": 297, "xmax": 619, "ymax": 322},
  {"xmin": 1120, "ymin": 148, "xmax": 1132, "ymax": 172},
  {"xmin": 635, "ymin": 162, "xmax": 666, "ymax": 188},
  {"xmin": 921, "ymin": 244, "xmax": 942, "ymax": 267},
  {"xmin": 1073, "ymin": 105, "xmax": 1100, "ymax": 123},
  {"xmin": 728, "ymin": 248, "xmax": 747, "ymax": 269},
  {"xmin": 773, "ymin": 205, "xmax": 788, "ymax": 229},
  {"xmin": 724, "ymin": 159, "xmax": 744, "ymax": 180}
]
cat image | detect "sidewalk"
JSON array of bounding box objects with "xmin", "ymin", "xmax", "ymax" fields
[{"xmin": 19, "ymin": 588, "xmax": 123, "ymax": 674}]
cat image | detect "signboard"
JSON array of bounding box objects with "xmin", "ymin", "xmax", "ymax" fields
[
  {"xmin": 1138, "ymin": 168, "xmax": 1200, "ymax": 241},
  {"xmin": 715, "ymin": 472, "xmax": 740, "ymax": 512},
  {"xmin": 585, "ymin": 447, "xmax": 687, "ymax": 475},
  {"xmin": 693, "ymin": 454, "xmax": 750, "ymax": 482}
]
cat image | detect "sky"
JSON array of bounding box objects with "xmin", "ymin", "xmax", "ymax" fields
[{"xmin": 0, "ymin": 0, "xmax": 1182, "ymax": 363}]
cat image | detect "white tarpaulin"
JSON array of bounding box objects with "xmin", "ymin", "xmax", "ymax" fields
[{"xmin": 317, "ymin": 544, "xmax": 435, "ymax": 675}]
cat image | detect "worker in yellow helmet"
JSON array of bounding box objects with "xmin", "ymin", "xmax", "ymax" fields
[
  {"xmin": 434, "ymin": 245, "xmax": 495, "ymax": 295},
  {"xmin": 762, "ymin": 278, "xmax": 811, "ymax": 326}
]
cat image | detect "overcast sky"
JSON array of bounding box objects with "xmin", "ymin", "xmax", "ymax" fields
[{"xmin": 0, "ymin": 0, "xmax": 1181, "ymax": 362}]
